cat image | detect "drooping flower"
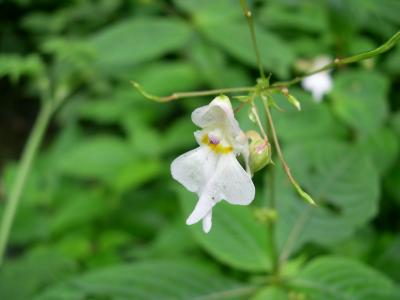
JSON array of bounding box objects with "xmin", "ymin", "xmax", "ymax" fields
[
  {"xmin": 171, "ymin": 95, "xmax": 255, "ymax": 233},
  {"xmin": 301, "ymin": 56, "xmax": 333, "ymax": 102}
]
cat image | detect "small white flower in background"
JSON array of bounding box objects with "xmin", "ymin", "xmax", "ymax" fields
[
  {"xmin": 171, "ymin": 95, "xmax": 255, "ymax": 233},
  {"xmin": 301, "ymin": 56, "xmax": 333, "ymax": 102}
]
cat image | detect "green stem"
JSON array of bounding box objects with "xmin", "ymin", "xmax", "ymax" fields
[
  {"xmin": 240, "ymin": 0, "xmax": 266, "ymax": 79},
  {"xmin": 239, "ymin": 0, "xmax": 280, "ymax": 277},
  {"xmin": 0, "ymin": 101, "xmax": 53, "ymax": 265},
  {"xmin": 272, "ymin": 30, "xmax": 400, "ymax": 88},
  {"xmin": 267, "ymin": 166, "xmax": 279, "ymax": 276},
  {"xmin": 261, "ymin": 94, "xmax": 315, "ymax": 206},
  {"xmin": 250, "ymin": 95, "xmax": 268, "ymax": 140},
  {"xmin": 132, "ymin": 31, "xmax": 400, "ymax": 103},
  {"xmin": 131, "ymin": 81, "xmax": 254, "ymax": 102}
]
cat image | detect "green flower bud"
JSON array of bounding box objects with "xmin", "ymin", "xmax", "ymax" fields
[
  {"xmin": 287, "ymin": 94, "xmax": 301, "ymax": 111},
  {"xmin": 282, "ymin": 87, "xmax": 301, "ymax": 111},
  {"xmin": 247, "ymin": 130, "xmax": 271, "ymax": 174}
]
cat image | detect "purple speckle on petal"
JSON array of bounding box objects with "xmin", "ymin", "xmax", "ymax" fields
[{"xmin": 209, "ymin": 134, "xmax": 220, "ymax": 145}]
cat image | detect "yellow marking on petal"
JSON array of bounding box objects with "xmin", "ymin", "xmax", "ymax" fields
[{"xmin": 201, "ymin": 134, "xmax": 233, "ymax": 154}]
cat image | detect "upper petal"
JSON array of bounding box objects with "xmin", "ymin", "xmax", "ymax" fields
[
  {"xmin": 170, "ymin": 147, "xmax": 217, "ymax": 193},
  {"xmin": 191, "ymin": 95, "xmax": 241, "ymax": 136}
]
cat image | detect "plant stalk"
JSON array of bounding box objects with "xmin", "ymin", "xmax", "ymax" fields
[
  {"xmin": 0, "ymin": 101, "xmax": 53, "ymax": 266},
  {"xmin": 240, "ymin": 0, "xmax": 266, "ymax": 79},
  {"xmin": 267, "ymin": 166, "xmax": 279, "ymax": 276},
  {"xmin": 261, "ymin": 94, "xmax": 315, "ymax": 206},
  {"xmin": 239, "ymin": 0, "xmax": 280, "ymax": 276}
]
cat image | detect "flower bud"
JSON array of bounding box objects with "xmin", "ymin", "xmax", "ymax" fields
[
  {"xmin": 287, "ymin": 94, "xmax": 301, "ymax": 111},
  {"xmin": 282, "ymin": 88, "xmax": 301, "ymax": 111},
  {"xmin": 247, "ymin": 130, "xmax": 271, "ymax": 174}
]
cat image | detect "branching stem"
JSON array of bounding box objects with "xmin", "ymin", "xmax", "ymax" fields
[
  {"xmin": 132, "ymin": 31, "xmax": 400, "ymax": 103},
  {"xmin": 272, "ymin": 31, "xmax": 400, "ymax": 88}
]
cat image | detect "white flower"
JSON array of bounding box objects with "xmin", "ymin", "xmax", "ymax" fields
[
  {"xmin": 301, "ymin": 56, "xmax": 333, "ymax": 102},
  {"xmin": 171, "ymin": 95, "xmax": 255, "ymax": 233}
]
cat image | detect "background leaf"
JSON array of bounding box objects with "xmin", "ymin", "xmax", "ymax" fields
[
  {"xmin": 0, "ymin": 250, "xmax": 76, "ymax": 300},
  {"xmin": 201, "ymin": 22, "xmax": 295, "ymax": 78},
  {"xmin": 178, "ymin": 186, "xmax": 271, "ymax": 272},
  {"xmin": 35, "ymin": 260, "xmax": 249, "ymax": 300},
  {"xmin": 89, "ymin": 18, "xmax": 191, "ymax": 71},
  {"xmin": 331, "ymin": 70, "xmax": 390, "ymax": 134},
  {"xmin": 293, "ymin": 256, "xmax": 400, "ymax": 300},
  {"xmin": 276, "ymin": 140, "xmax": 379, "ymax": 252}
]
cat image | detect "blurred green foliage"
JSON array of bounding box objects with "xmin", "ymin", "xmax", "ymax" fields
[{"xmin": 0, "ymin": 0, "xmax": 400, "ymax": 299}]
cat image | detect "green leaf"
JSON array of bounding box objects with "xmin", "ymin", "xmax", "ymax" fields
[
  {"xmin": 130, "ymin": 221, "xmax": 197, "ymax": 259},
  {"xmin": 201, "ymin": 21, "xmax": 295, "ymax": 78},
  {"xmin": 272, "ymin": 89, "xmax": 346, "ymax": 143},
  {"xmin": 111, "ymin": 158, "xmax": 162, "ymax": 193},
  {"xmin": 385, "ymin": 163, "xmax": 400, "ymax": 205},
  {"xmin": 56, "ymin": 135, "xmax": 131, "ymax": 181},
  {"xmin": 293, "ymin": 256, "xmax": 400, "ymax": 300},
  {"xmin": 34, "ymin": 260, "xmax": 250, "ymax": 300},
  {"xmin": 252, "ymin": 287, "xmax": 289, "ymax": 300},
  {"xmin": 384, "ymin": 46, "xmax": 400, "ymax": 74},
  {"xmin": 178, "ymin": 186, "xmax": 271, "ymax": 272},
  {"xmin": 77, "ymin": 96, "xmax": 133, "ymax": 124},
  {"xmin": 174, "ymin": 0, "xmax": 241, "ymax": 24},
  {"xmin": 0, "ymin": 249, "xmax": 76, "ymax": 300},
  {"xmin": 89, "ymin": 18, "xmax": 191, "ymax": 71},
  {"xmin": 49, "ymin": 188, "xmax": 107, "ymax": 235},
  {"xmin": 188, "ymin": 38, "xmax": 252, "ymax": 88},
  {"xmin": 357, "ymin": 127, "xmax": 399, "ymax": 175},
  {"xmin": 162, "ymin": 117, "xmax": 197, "ymax": 154},
  {"xmin": 374, "ymin": 235, "xmax": 400, "ymax": 282},
  {"xmin": 129, "ymin": 61, "xmax": 203, "ymax": 98},
  {"xmin": 55, "ymin": 134, "xmax": 161, "ymax": 192},
  {"xmin": 276, "ymin": 140, "xmax": 379, "ymax": 253},
  {"xmin": 331, "ymin": 70, "xmax": 390, "ymax": 134},
  {"xmin": 76, "ymin": 87, "xmax": 157, "ymax": 125},
  {"xmin": 259, "ymin": 2, "xmax": 328, "ymax": 33},
  {"xmin": 0, "ymin": 54, "xmax": 45, "ymax": 82},
  {"xmin": 346, "ymin": 0, "xmax": 400, "ymax": 37},
  {"xmin": 391, "ymin": 111, "xmax": 400, "ymax": 136}
]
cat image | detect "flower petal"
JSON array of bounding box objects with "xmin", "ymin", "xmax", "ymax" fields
[
  {"xmin": 233, "ymin": 131, "xmax": 251, "ymax": 173},
  {"xmin": 191, "ymin": 95, "xmax": 241, "ymax": 136},
  {"xmin": 302, "ymin": 72, "xmax": 332, "ymax": 102},
  {"xmin": 209, "ymin": 153, "xmax": 255, "ymax": 205},
  {"xmin": 186, "ymin": 194, "xmax": 215, "ymax": 225},
  {"xmin": 171, "ymin": 147, "xmax": 216, "ymax": 193},
  {"xmin": 202, "ymin": 211, "xmax": 213, "ymax": 233},
  {"xmin": 301, "ymin": 56, "xmax": 332, "ymax": 102}
]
